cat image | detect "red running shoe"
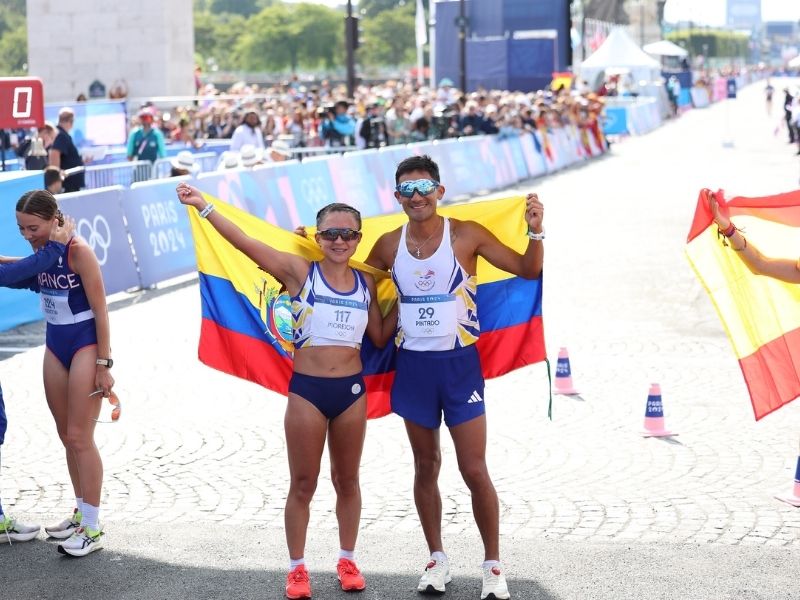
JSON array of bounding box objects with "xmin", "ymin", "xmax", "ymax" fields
[
  {"xmin": 337, "ymin": 558, "xmax": 367, "ymax": 592},
  {"xmin": 285, "ymin": 565, "xmax": 312, "ymax": 599}
]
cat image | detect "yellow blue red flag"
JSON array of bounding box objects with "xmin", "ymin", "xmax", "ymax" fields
[
  {"xmin": 189, "ymin": 193, "xmax": 545, "ymax": 418},
  {"xmin": 686, "ymin": 188, "xmax": 800, "ymax": 420}
]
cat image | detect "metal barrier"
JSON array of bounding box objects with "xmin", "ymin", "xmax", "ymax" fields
[
  {"xmin": 287, "ymin": 146, "xmax": 358, "ymax": 159},
  {"xmin": 83, "ymin": 161, "xmax": 152, "ymax": 189}
]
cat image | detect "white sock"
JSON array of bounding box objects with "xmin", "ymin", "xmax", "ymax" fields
[
  {"xmin": 289, "ymin": 557, "xmax": 305, "ymax": 570},
  {"xmin": 431, "ymin": 551, "xmax": 448, "ymax": 563},
  {"xmin": 76, "ymin": 497, "xmax": 84, "ymax": 515},
  {"xmin": 482, "ymin": 560, "xmax": 501, "ymax": 570},
  {"xmin": 339, "ymin": 548, "xmax": 355, "ymax": 561},
  {"xmin": 82, "ymin": 503, "xmax": 100, "ymax": 530}
]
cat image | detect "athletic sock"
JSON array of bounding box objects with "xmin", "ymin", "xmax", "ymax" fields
[
  {"xmin": 82, "ymin": 503, "xmax": 100, "ymax": 530},
  {"xmin": 339, "ymin": 548, "xmax": 355, "ymax": 561},
  {"xmin": 76, "ymin": 497, "xmax": 84, "ymax": 516},
  {"xmin": 482, "ymin": 560, "xmax": 500, "ymax": 569},
  {"xmin": 431, "ymin": 551, "xmax": 448, "ymax": 563},
  {"xmin": 289, "ymin": 557, "xmax": 305, "ymax": 570}
]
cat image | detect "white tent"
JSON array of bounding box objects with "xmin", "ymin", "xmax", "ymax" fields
[
  {"xmin": 580, "ymin": 28, "xmax": 661, "ymax": 90},
  {"xmin": 643, "ymin": 39, "xmax": 688, "ymax": 58},
  {"xmin": 789, "ymin": 55, "xmax": 800, "ymax": 69}
]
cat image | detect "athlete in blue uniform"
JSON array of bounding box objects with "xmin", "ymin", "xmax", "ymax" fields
[
  {"xmin": 366, "ymin": 155, "xmax": 544, "ymax": 600},
  {"xmin": 177, "ymin": 182, "xmax": 396, "ymax": 600},
  {"xmin": 0, "ymin": 221, "xmax": 74, "ymax": 544},
  {"xmin": 14, "ymin": 190, "xmax": 114, "ymax": 557}
]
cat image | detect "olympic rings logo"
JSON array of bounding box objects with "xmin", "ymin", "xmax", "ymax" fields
[
  {"xmin": 77, "ymin": 215, "xmax": 111, "ymax": 266},
  {"xmin": 299, "ymin": 176, "xmax": 331, "ymax": 209}
]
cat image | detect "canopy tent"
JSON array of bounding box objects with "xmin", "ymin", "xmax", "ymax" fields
[
  {"xmin": 580, "ymin": 28, "xmax": 661, "ymax": 91},
  {"xmin": 643, "ymin": 39, "xmax": 688, "ymax": 57},
  {"xmin": 789, "ymin": 55, "xmax": 800, "ymax": 68}
]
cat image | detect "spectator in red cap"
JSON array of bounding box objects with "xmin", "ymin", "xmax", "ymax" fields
[{"xmin": 126, "ymin": 109, "xmax": 166, "ymax": 163}]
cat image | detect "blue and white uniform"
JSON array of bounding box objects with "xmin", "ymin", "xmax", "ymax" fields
[
  {"xmin": 37, "ymin": 240, "xmax": 97, "ymax": 369},
  {"xmin": 288, "ymin": 262, "xmax": 370, "ymax": 419},
  {"xmin": 390, "ymin": 218, "xmax": 486, "ymax": 428}
]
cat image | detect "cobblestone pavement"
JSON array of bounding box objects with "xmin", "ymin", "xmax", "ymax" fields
[{"xmin": 2, "ymin": 79, "xmax": 800, "ymax": 569}]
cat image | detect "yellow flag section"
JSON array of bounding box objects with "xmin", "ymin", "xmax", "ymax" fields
[
  {"xmin": 190, "ymin": 193, "xmax": 545, "ymax": 418},
  {"xmin": 685, "ymin": 188, "xmax": 800, "ymax": 420}
]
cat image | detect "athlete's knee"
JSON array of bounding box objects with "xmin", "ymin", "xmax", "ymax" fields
[
  {"xmin": 331, "ymin": 470, "xmax": 360, "ymax": 497},
  {"xmin": 413, "ymin": 451, "xmax": 442, "ymax": 481},
  {"xmin": 63, "ymin": 429, "xmax": 94, "ymax": 453},
  {"xmin": 458, "ymin": 460, "xmax": 492, "ymax": 490},
  {"xmin": 289, "ymin": 473, "xmax": 319, "ymax": 504}
]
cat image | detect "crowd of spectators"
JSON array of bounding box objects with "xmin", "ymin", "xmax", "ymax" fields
[{"xmin": 129, "ymin": 77, "xmax": 608, "ymax": 159}]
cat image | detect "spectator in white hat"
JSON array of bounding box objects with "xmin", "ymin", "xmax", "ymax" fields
[
  {"xmin": 240, "ymin": 144, "xmax": 263, "ymax": 168},
  {"xmin": 216, "ymin": 151, "xmax": 241, "ymax": 170},
  {"xmin": 170, "ymin": 150, "xmax": 196, "ymax": 177},
  {"xmin": 267, "ymin": 140, "xmax": 293, "ymax": 163}
]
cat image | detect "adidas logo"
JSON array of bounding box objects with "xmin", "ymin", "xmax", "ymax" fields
[{"xmin": 467, "ymin": 391, "xmax": 483, "ymax": 404}]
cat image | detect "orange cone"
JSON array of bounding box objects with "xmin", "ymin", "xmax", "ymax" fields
[
  {"xmin": 553, "ymin": 347, "xmax": 579, "ymax": 395},
  {"xmin": 642, "ymin": 383, "xmax": 677, "ymax": 437},
  {"xmin": 775, "ymin": 449, "xmax": 800, "ymax": 507}
]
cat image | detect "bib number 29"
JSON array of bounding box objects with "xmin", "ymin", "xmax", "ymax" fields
[{"xmin": 418, "ymin": 307, "xmax": 435, "ymax": 319}]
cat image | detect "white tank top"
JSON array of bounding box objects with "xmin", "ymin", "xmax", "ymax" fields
[
  {"xmin": 392, "ymin": 217, "xmax": 479, "ymax": 351},
  {"xmin": 292, "ymin": 262, "xmax": 371, "ymax": 350}
]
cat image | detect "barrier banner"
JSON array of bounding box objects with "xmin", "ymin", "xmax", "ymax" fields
[
  {"xmin": 123, "ymin": 177, "xmax": 197, "ymax": 287},
  {"xmin": 362, "ymin": 148, "xmax": 407, "ymax": 213},
  {"xmin": 0, "ymin": 171, "xmax": 47, "ymax": 331},
  {"xmin": 328, "ymin": 152, "xmax": 384, "ymax": 216},
  {"xmin": 518, "ymin": 133, "xmax": 547, "ymax": 178},
  {"xmin": 505, "ymin": 136, "xmax": 531, "ymax": 181},
  {"xmin": 690, "ymin": 87, "xmax": 711, "ymax": 108},
  {"xmin": 283, "ymin": 159, "xmax": 338, "ymax": 225},
  {"xmin": 198, "ymin": 163, "xmax": 304, "ymax": 228},
  {"xmin": 58, "ymin": 186, "xmax": 141, "ymax": 294}
]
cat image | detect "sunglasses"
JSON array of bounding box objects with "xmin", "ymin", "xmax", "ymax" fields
[
  {"xmin": 317, "ymin": 228, "xmax": 361, "ymax": 242},
  {"xmin": 395, "ymin": 179, "xmax": 440, "ymax": 198},
  {"xmin": 90, "ymin": 390, "xmax": 121, "ymax": 423}
]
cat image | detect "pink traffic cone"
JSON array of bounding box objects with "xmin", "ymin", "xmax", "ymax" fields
[
  {"xmin": 642, "ymin": 383, "xmax": 677, "ymax": 437},
  {"xmin": 554, "ymin": 347, "xmax": 579, "ymax": 395},
  {"xmin": 775, "ymin": 452, "xmax": 800, "ymax": 507}
]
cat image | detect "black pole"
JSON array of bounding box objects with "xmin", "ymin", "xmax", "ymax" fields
[
  {"xmin": 0, "ymin": 130, "xmax": 5, "ymax": 172},
  {"xmin": 459, "ymin": 0, "xmax": 466, "ymax": 92},
  {"xmin": 346, "ymin": 0, "xmax": 356, "ymax": 99}
]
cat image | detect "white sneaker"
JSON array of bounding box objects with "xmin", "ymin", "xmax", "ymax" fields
[
  {"xmin": 45, "ymin": 508, "xmax": 82, "ymax": 540},
  {"xmin": 481, "ymin": 564, "xmax": 511, "ymax": 599},
  {"xmin": 417, "ymin": 558, "xmax": 451, "ymax": 594},
  {"xmin": 57, "ymin": 525, "xmax": 103, "ymax": 557},
  {"xmin": 0, "ymin": 515, "xmax": 41, "ymax": 543}
]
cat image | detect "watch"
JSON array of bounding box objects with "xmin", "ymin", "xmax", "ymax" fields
[{"xmin": 96, "ymin": 358, "xmax": 114, "ymax": 368}]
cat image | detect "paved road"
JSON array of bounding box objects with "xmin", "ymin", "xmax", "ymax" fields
[{"xmin": 2, "ymin": 79, "xmax": 800, "ymax": 599}]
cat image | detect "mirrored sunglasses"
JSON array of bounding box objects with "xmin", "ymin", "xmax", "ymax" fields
[
  {"xmin": 90, "ymin": 390, "xmax": 121, "ymax": 423},
  {"xmin": 395, "ymin": 179, "xmax": 440, "ymax": 198},
  {"xmin": 317, "ymin": 228, "xmax": 361, "ymax": 242}
]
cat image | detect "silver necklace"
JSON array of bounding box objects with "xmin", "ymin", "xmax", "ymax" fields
[{"xmin": 407, "ymin": 217, "xmax": 443, "ymax": 258}]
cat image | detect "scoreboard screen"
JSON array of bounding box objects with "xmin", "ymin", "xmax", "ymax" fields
[{"xmin": 0, "ymin": 78, "xmax": 44, "ymax": 129}]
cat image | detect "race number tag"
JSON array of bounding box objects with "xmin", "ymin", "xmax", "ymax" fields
[
  {"xmin": 400, "ymin": 294, "xmax": 456, "ymax": 337},
  {"xmin": 312, "ymin": 295, "xmax": 368, "ymax": 343}
]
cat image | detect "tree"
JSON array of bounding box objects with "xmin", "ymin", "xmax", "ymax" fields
[
  {"xmin": 209, "ymin": 0, "xmax": 261, "ymax": 17},
  {"xmin": 358, "ymin": 0, "xmax": 427, "ymax": 18},
  {"xmin": 0, "ymin": 20, "xmax": 27, "ymax": 75},
  {"xmin": 360, "ymin": 6, "xmax": 415, "ymax": 66},
  {"xmin": 236, "ymin": 3, "xmax": 341, "ymax": 72}
]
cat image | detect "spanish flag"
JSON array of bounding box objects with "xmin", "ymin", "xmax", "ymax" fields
[
  {"xmin": 686, "ymin": 188, "xmax": 800, "ymax": 420},
  {"xmin": 190, "ymin": 194, "xmax": 545, "ymax": 418}
]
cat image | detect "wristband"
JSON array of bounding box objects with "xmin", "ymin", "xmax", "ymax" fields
[
  {"xmin": 721, "ymin": 222, "xmax": 736, "ymax": 238},
  {"xmin": 527, "ymin": 227, "xmax": 545, "ymax": 241},
  {"xmin": 199, "ymin": 203, "xmax": 215, "ymax": 219}
]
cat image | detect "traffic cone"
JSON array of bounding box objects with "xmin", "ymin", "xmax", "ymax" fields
[
  {"xmin": 641, "ymin": 383, "xmax": 677, "ymax": 437},
  {"xmin": 553, "ymin": 347, "xmax": 579, "ymax": 395},
  {"xmin": 775, "ymin": 452, "xmax": 800, "ymax": 507}
]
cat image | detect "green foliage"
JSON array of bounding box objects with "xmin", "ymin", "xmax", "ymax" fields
[
  {"xmin": 235, "ymin": 3, "xmax": 342, "ymax": 72},
  {"xmin": 209, "ymin": 0, "xmax": 261, "ymax": 17},
  {"xmin": 358, "ymin": 0, "xmax": 427, "ymax": 19},
  {"xmin": 194, "ymin": 12, "xmax": 248, "ymax": 70},
  {"xmin": 666, "ymin": 29, "xmax": 749, "ymax": 58},
  {"xmin": 0, "ymin": 20, "xmax": 26, "ymax": 75},
  {"xmin": 360, "ymin": 6, "xmax": 415, "ymax": 66}
]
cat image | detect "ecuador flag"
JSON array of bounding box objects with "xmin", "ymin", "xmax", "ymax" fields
[
  {"xmin": 686, "ymin": 188, "xmax": 800, "ymax": 420},
  {"xmin": 190, "ymin": 194, "xmax": 545, "ymax": 418}
]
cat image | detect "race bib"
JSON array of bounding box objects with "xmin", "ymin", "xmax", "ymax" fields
[
  {"xmin": 40, "ymin": 289, "xmax": 93, "ymax": 325},
  {"xmin": 400, "ymin": 293, "xmax": 457, "ymax": 338},
  {"xmin": 311, "ymin": 294, "xmax": 368, "ymax": 343}
]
